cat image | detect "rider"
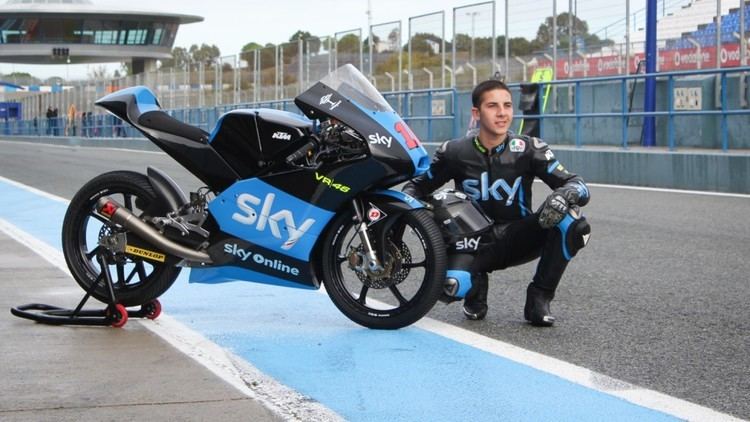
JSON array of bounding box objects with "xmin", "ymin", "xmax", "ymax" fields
[{"xmin": 402, "ymin": 79, "xmax": 591, "ymax": 326}]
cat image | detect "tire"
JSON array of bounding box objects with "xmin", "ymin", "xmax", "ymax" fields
[
  {"xmin": 62, "ymin": 171, "xmax": 181, "ymax": 307},
  {"xmin": 322, "ymin": 208, "xmax": 446, "ymax": 329}
]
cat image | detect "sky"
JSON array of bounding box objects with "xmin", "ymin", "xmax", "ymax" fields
[{"xmin": 0, "ymin": 0, "xmax": 660, "ymax": 81}]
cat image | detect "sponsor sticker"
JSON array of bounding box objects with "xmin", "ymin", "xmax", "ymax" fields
[
  {"xmin": 545, "ymin": 150, "xmax": 555, "ymax": 161},
  {"xmin": 366, "ymin": 203, "xmax": 387, "ymax": 225},
  {"xmin": 533, "ymin": 137, "xmax": 548, "ymax": 149},
  {"xmin": 319, "ymin": 93, "xmax": 341, "ymax": 111},
  {"xmin": 100, "ymin": 201, "xmax": 117, "ymax": 218},
  {"xmin": 509, "ymin": 139, "xmax": 526, "ymax": 152},
  {"xmin": 272, "ymin": 131, "xmax": 292, "ymax": 140},
  {"xmin": 125, "ymin": 245, "xmax": 166, "ymax": 262}
]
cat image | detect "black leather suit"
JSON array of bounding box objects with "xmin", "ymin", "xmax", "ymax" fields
[{"xmin": 403, "ymin": 132, "xmax": 590, "ymax": 295}]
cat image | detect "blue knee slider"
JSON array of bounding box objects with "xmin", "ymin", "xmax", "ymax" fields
[{"xmin": 556, "ymin": 208, "xmax": 591, "ymax": 261}]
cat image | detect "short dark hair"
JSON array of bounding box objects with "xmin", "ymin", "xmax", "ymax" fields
[{"xmin": 471, "ymin": 79, "xmax": 512, "ymax": 108}]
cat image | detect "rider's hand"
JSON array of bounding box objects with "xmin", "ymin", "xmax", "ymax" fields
[
  {"xmin": 553, "ymin": 185, "xmax": 581, "ymax": 206},
  {"xmin": 538, "ymin": 193, "xmax": 569, "ymax": 229}
]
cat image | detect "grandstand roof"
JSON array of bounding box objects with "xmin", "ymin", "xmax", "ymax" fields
[{"xmin": 0, "ymin": 0, "xmax": 203, "ymax": 64}]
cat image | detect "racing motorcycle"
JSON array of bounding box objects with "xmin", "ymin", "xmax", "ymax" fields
[{"xmin": 61, "ymin": 64, "xmax": 449, "ymax": 329}]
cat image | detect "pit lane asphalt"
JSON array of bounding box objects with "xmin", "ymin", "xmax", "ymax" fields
[{"xmin": 1, "ymin": 140, "xmax": 748, "ymax": 420}]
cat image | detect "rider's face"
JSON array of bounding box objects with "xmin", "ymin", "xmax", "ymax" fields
[{"xmin": 472, "ymin": 88, "xmax": 513, "ymax": 139}]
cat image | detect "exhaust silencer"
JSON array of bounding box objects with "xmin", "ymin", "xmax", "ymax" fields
[{"xmin": 96, "ymin": 197, "xmax": 212, "ymax": 264}]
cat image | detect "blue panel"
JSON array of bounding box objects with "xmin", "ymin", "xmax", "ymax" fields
[
  {"xmin": 350, "ymin": 100, "xmax": 431, "ymax": 177},
  {"xmin": 446, "ymin": 269, "xmax": 473, "ymax": 298},
  {"xmin": 557, "ymin": 214, "xmax": 575, "ymax": 261},
  {"xmin": 208, "ymin": 178, "xmax": 335, "ymax": 261},
  {"xmin": 371, "ymin": 189, "xmax": 424, "ymax": 209},
  {"xmin": 189, "ymin": 266, "xmax": 317, "ymax": 290}
]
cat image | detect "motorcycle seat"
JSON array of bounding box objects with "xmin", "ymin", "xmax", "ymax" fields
[{"xmin": 137, "ymin": 111, "xmax": 209, "ymax": 144}]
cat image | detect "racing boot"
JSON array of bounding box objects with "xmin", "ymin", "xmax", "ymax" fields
[
  {"xmin": 462, "ymin": 273, "xmax": 488, "ymax": 320},
  {"xmin": 524, "ymin": 283, "xmax": 556, "ymax": 327}
]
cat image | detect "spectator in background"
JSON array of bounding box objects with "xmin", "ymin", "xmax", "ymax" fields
[
  {"xmin": 52, "ymin": 106, "xmax": 59, "ymax": 136},
  {"xmin": 66, "ymin": 103, "xmax": 77, "ymax": 136},
  {"xmin": 45, "ymin": 106, "xmax": 54, "ymax": 135}
]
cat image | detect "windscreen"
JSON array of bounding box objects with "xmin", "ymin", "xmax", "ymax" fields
[{"xmin": 319, "ymin": 64, "xmax": 394, "ymax": 113}]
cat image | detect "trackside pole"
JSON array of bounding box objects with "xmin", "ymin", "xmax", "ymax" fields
[{"xmin": 642, "ymin": 0, "xmax": 657, "ymax": 147}]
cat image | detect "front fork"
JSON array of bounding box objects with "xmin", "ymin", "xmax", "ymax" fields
[{"xmin": 351, "ymin": 199, "xmax": 385, "ymax": 275}]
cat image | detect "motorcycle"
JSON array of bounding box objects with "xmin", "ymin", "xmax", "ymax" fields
[{"xmin": 61, "ymin": 64, "xmax": 449, "ymax": 330}]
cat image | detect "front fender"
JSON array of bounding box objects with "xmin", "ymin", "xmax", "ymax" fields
[{"xmin": 360, "ymin": 189, "xmax": 424, "ymax": 214}]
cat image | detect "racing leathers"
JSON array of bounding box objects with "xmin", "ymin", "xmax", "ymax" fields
[{"xmin": 402, "ymin": 132, "xmax": 591, "ymax": 325}]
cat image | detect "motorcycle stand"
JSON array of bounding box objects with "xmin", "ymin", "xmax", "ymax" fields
[{"xmin": 10, "ymin": 251, "xmax": 161, "ymax": 328}]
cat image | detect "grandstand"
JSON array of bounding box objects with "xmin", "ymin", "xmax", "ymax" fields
[{"xmin": 628, "ymin": 0, "xmax": 747, "ymax": 48}]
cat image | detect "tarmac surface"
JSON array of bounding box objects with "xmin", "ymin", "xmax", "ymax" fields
[{"xmin": 1, "ymin": 139, "xmax": 749, "ymax": 420}]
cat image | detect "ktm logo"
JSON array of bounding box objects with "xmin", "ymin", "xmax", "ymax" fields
[{"xmin": 272, "ymin": 131, "xmax": 292, "ymax": 140}]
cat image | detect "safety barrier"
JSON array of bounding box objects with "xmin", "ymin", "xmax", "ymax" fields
[
  {"xmin": 3, "ymin": 68, "xmax": 748, "ymax": 151},
  {"xmin": 1, "ymin": 88, "xmax": 459, "ymax": 144},
  {"xmin": 508, "ymin": 66, "xmax": 750, "ymax": 151}
]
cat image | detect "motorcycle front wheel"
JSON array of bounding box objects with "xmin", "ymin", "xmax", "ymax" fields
[
  {"xmin": 62, "ymin": 171, "xmax": 181, "ymax": 307},
  {"xmin": 322, "ymin": 208, "xmax": 446, "ymax": 329}
]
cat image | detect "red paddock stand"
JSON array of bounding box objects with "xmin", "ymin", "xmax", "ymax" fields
[{"xmin": 10, "ymin": 250, "xmax": 162, "ymax": 328}]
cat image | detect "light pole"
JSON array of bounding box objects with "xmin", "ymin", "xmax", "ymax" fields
[{"xmin": 466, "ymin": 11, "xmax": 479, "ymax": 63}]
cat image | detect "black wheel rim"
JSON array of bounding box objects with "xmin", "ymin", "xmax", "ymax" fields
[
  {"xmin": 72, "ymin": 187, "xmax": 166, "ymax": 294},
  {"xmin": 331, "ymin": 215, "xmax": 434, "ymax": 316}
]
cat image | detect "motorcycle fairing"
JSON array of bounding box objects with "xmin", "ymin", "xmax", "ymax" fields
[
  {"xmin": 96, "ymin": 86, "xmax": 239, "ymax": 191},
  {"xmin": 189, "ymin": 265, "xmax": 318, "ymax": 290},
  {"xmin": 189, "ymin": 235, "xmax": 317, "ymax": 288},
  {"xmin": 207, "ymin": 109, "xmax": 314, "ymax": 179},
  {"xmin": 208, "ymin": 177, "xmax": 335, "ymax": 261},
  {"xmin": 366, "ymin": 189, "xmax": 424, "ymax": 210}
]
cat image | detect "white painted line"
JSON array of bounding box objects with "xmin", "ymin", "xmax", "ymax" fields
[
  {"xmin": 414, "ymin": 318, "xmax": 744, "ymax": 422},
  {"xmin": 0, "ymin": 212, "xmax": 341, "ymax": 422},
  {"xmin": 528, "ymin": 178, "xmax": 750, "ymax": 199},
  {"xmin": 0, "ymin": 139, "xmax": 166, "ymax": 155},
  {"xmin": 586, "ymin": 182, "xmax": 750, "ymax": 199},
  {"xmin": 0, "ymin": 217, "xmax": 68, "ymax": 271},
  {"xmin": 0, "ymin": 175, "xmax": 69, "ymax": 203}
]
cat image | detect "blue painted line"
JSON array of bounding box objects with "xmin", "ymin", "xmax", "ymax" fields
[{"xmin": 0, "ymin": 179, "xmax": 678, "ymax": 422}]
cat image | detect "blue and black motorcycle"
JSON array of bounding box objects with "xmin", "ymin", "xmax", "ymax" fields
[{"xmin": 61, "ymin": 64, "xmax": 448, "ymax": 329}]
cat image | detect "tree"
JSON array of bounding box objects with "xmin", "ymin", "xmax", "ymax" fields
[
  {"xmin": 534, "ymin": 13, "xmax": 612, "ymax": 52},
  {"xmin": 496, "ymin": 36, "xmax": 544, "ymax": 57},
  {"xmin": 189, "ymin": 43, "xmax": 221, "ymax": 66},
  {"xmin": 160, "ymin": 46, "xmax": 191, "ymax": 69},
  {"xmin": 408, "ymin": 32, "xmax": 445, "ymax": 56},
  {"xmin": 87, "ymin": 65, "xmax": 110, "ymax": 80},
  {"xmin": 336, "ymin": 33, "xmax": 361, "ymax": 54}
]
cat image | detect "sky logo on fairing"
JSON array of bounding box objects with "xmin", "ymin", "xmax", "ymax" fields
[
  {"xmin": 368, "ymin": 132, "xmax": 393, "ymax": 148},
  {"xmin": 462, "ymin": 173, "xmax": 522, "ymax": 205},
  {"xmin": 231, "ymin": 193, "xmax": 316, "ymax": 250}
]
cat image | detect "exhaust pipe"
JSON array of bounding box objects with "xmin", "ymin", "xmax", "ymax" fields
[{"xmin": 96, "ymin": 197, "xmax": 212, "ymax": 264}]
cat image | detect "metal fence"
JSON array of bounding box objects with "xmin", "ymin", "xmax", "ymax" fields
[
  {"xmin": 7, "ymin": 0, "xmax": 749, "ymax": 122},
  {"xmin": 3, "ymin": 0, "xmax": 749, "ymax": 149}
]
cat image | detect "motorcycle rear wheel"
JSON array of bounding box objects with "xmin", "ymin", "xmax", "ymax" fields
[
  {"xmin": 322, "ymin": 208, "xmax": 446, "ymax": 329},
  {"xmin": 62, "ymin": 171, "xmax": 181, "ymax": 307}
]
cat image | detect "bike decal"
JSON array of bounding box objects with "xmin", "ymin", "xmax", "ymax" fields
[
  {"xmin": 394, "ymin": 121, "xmax": 421, "ymax": 150},
  {"xmin": 314, "ymin": 172, "xmax": 351, "ymax": 193},
  {"xmin": 124, "ymin": 245, "xmax": 166, "ymax": 263},
  {"xmin": 371, "ymin": 189, "xmax": 424, "ymax": 210},
  {"xmin": 209, "ymin": 178, "xmax": 335, "ymax": 261}
]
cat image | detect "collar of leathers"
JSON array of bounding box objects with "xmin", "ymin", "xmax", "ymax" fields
[{"xmin": 473, "ymin": 135, "xmax": 508, "ymax": 155}]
